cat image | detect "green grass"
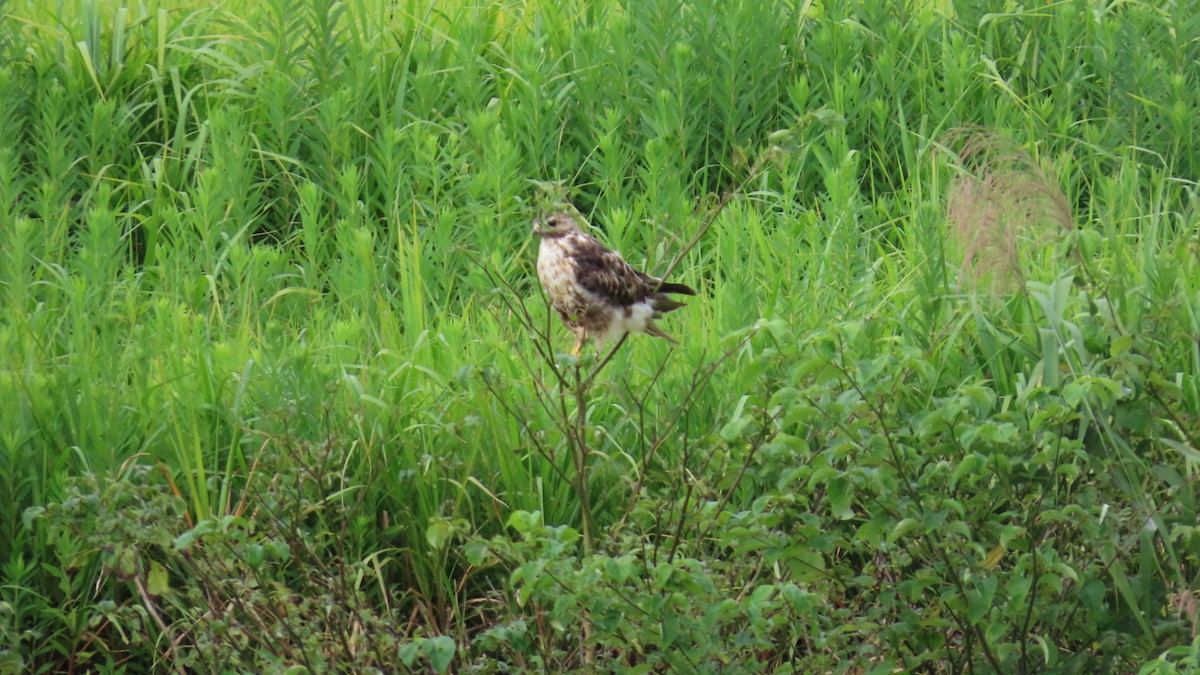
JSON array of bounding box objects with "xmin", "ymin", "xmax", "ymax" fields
[{"xmin": 2, "ymin": 0, "xmax": 1199, "ymax": 671}]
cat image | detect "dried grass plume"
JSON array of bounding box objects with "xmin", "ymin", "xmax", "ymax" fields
[{"xmin": 943, "ymin": 129, "xmax": 1073, "ymax": 294}]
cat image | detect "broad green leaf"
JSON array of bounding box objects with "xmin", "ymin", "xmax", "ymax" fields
[
  {"xmin": 950, "ymin": 453, "xmax": 985, "ymax": 491},
  {"xmin": 424, "ymin": 636, "xmax": 455, "ymax": 674},
  {"xmin": 506, "ymin": 510, "xmax": 541, "ymax": 534},
  {"xmin": 827, "ymin": 476, "xmax": 855, "ymax": 520},
  {"xmin": 888, "ymin": 518, "xmax": 922, "ymax": 543},
  {"xmin": 966, "ymin": 576, "xmax": 997, "ymax": 623},
  {"xmin": 426, "ymin": 517, "xmax": 455, "ymax": 551},
  {"xmin": 604, "ymin": 555, "xmax": 635, "ymax": 583},
  {"xmin": 246, "ymin": 544, "xmax": 265, "ymax": 569},
  {"xmin": 147, "ymin": 560, "xmax": 169, "ymax": 597}
]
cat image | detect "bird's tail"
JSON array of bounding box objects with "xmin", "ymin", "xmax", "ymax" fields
[
  {"xmin": 653, "ymin": 296, "xmax": 687, "ymax": 313},
  {"xmin": 656, "ymin": 281, "xmax": 696, "ymax": 296}
]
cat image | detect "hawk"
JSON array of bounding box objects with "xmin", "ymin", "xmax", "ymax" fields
[{"xmin": 533, "ymin": 211, "xmax": 696, "ymax": 355}]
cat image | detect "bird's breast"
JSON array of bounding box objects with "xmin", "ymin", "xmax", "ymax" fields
[{"xmin": 537, "ymin": 240, "xmax": 578, "ymax": 301}]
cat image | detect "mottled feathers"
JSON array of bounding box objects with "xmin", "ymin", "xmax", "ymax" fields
[{"xmin": 533, "ymin": 211, "xmax": 696, "ymax": 354}]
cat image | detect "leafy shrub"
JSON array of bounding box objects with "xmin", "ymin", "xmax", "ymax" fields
[
  {"xmin": 26, "ymin": 439, "xmax": 446, "ymax": 673},
  {"xmin": 464, "ymin": 509, "xmax": 831, "ymax": 673},
  {"xmin": 462, "ymin": 272, "xmax": 1199, "ymax": 672}
]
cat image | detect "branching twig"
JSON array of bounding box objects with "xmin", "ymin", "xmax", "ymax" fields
[
  {"xmin": 655, "ymin": 149, "xmax": 777, "ymax": 287},
  {"xmin": 613, "ymin": 332, "xmax": 756, "ymax": 534}
]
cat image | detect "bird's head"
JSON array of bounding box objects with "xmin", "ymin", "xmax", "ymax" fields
[{"xmin": 532, "ymin": 212, "xmax": 579, "ymax": 238}]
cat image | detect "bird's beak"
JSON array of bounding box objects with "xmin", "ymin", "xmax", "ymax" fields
[{"xmin": 531, "ymin": 218, "xmax": 547, "ymax": 237}]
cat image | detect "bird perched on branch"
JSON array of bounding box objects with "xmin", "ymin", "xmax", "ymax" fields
[{"xmin": 533, "ymin": 211, "xmax": 696, "ymax": 356}]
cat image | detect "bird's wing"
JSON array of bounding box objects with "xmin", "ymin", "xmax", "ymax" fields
[{"xmin": 570, "ymin": 235, "xmax": 652, "ymax": 307}]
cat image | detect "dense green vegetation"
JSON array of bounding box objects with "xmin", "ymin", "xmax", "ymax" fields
[{"xmin": 2, "ymin": 0, "xmax": 1199, "ymax": 671}]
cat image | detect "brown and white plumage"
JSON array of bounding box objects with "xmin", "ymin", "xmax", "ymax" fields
[{"xmin": 533, "ymin": 212, "xmax": 696, "ymax": 355}]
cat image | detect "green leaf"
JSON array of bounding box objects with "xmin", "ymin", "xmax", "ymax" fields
[
  {"xmin": 464, "ymin": 540, "xmax": 491, "ymax": 565},
  {"xmin": 966, "ymin": 576, "xmax": 997, "ymax": 623},
  {"xmin": 888, "ymin": 518, "xmax": 922, "ymax": 543},
  {"xmin": 506, "ymin": 510, "xmax": 541, "ymax": 534},
  {"xmin": 827, "ymin": 476, "xmax": 855, "ymax": 520},
  {"xmin": 426, "ymin": 517, "xmax": 456, "ymax": 551},
  {"xmin": 397, "ymin": 641, "xmax": 420, "ymax": 667},
  {"xmin": 661, "ymin": 613, "xmax": 678, "ymax": 647},
  {"xmin": 1033, "ymin": 634, "xmax": 1052, "ymax": 667},
  {"xmin": 1115, "ymin": 401, "xmax": 1152, "ymax": 433},
  {"xmin": 1110, "ymin": 334, "xmax": 1134, "ymax": 357},
  {"xmin": 424, "ymin": 635, "xmax": 455, "ymax": 674},
  {"xmin": 748, "ymin": 584, "xmax": 777, "ymax": 620},
  {"xmin": 113, "ymin": 546, "xmax": 138, "ymax": 580},
  {"xmin": 783, "ymin": 546, "xmax": 826, "ymax": 582},
  {"xmin": 21, "ymin": 506, "xmax": 45, "ymax": 529},
  {"xmin": 856, "ymin": 513, "xmax": 890, "ymax": 547},
  {"xmin": 949, "ymin": 453, "xmax": 985, "ymax": 491},
  {"xmin": 806, "ymin": 465, "xmax": 840, "ymax": 487},
  {"xmin": 1162, "ymin": 439, "xmax": 1200, "ymax": 463},
  {"xmin": 265, "ymin": 540, "xmax": 291, "ymax": 562},
  {"xmin": 998, "ymin": 524, "xmax": 1025, "ymax": 548},
  {"xmin": 147, "ymin": 560, "xmax": 170, "ymax": 596},
  {"xmin": 246, "ymin": 543, "xmax": 266, "ymax": 568},
  {"xmin": 174, "ymin": 519, "xmax": 218, "ymax": 550},
  {"xmin": 1110, "ymin": 562, "xmax": 1154, "ymax": 640},
  {"xmin": 720, "ymin": 395, "xmax": 753, "ymax": 441},
  {"xmin": 604, "ymin": 555, "xmax": 635, "ymax": 583}
]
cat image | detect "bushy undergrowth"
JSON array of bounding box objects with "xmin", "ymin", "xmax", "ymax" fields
[{"xmin": 3, "ymin": 0, "xmax": 1199, "ymax": 671}]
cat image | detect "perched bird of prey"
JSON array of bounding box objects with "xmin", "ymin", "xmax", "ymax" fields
[{"xmin": 533, "ymin": 211, "xmax": 696, "ymax": 355}]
